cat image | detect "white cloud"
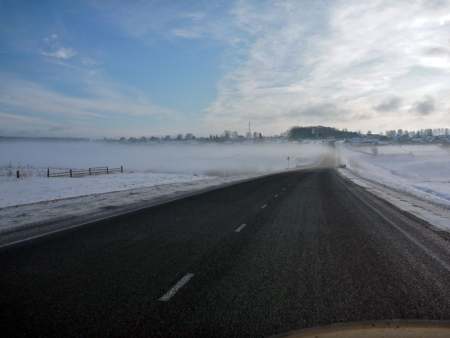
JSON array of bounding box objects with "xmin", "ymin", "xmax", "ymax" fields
[
  {"xmin": 90, "ymin": 1, "xmax": 239, "ymax": 44},
  {"xmin": 8, "ymin": 1, "xmax": 450, "ymax": 137},
  {"xmin": 0, "ymin": 73, "xmax": 180, "ymax": 137},
  {"xmin": 81, "ymin": 56, "xmax": 100, "ymax": 67},
  {"xmin": 41, "ymin": 33, "xmax": 77, "ymax": 60},
  {"xmin": 41, "ymin": 47, "xmax": 77, "ymax": 60},
  {"xmin": 0, "ymin": 111, "xmax": 69, "ymax": 137},
  {"xmin": 0, "ymin": 76, "xmax": 173, "ymax": 119},
  {"xmin": 171, "ymin": 28, "xmax": 202, "ymax": 39},
  {"xmin": 43, "ymin": 33, "xmax": 58, "ymax": 43},
  {"xmin": 205, "ymin": 0, "xmax": 450, "ymax": 134}
]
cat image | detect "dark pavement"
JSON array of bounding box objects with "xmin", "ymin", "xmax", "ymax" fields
[{"xmin": 1, "ymin": 169, "xmax": 449, "ymax": 337}]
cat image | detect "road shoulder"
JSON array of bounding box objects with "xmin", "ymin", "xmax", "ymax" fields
[{"xmin": 338, "ymin": 168, "xmax": 450, "ymax": 237}]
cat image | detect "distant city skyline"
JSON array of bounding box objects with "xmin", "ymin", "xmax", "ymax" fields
[
  {"xmin": 1, "ymin": 1, "xmax": 450, "ymax": 138},
  {"xmin": 3, "ymin": 125, "xmax": 450, "ymax": 144}
]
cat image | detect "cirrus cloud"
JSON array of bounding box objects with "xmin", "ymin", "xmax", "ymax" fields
[
  {"xmin": 41, "ymin": 47, "xmax": 77, "ymax": 60},
  {"xmin": 205, "ymin": 0, "xmax": 450, "ymax": 134}
]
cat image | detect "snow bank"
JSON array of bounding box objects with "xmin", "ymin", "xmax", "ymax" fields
[{"xmin": 338, "ymin": 143, "xmax": 450, "ymax": 232}]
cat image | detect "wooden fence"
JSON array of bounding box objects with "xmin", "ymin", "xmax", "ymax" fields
[{"xmin": 46, "ymin": 165, "xmax": 124, "ymax": 178}]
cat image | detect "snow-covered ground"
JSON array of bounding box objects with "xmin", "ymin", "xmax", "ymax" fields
[
  {"xmin": 338, "ymin": 143, "xmax": 450, "ymax": 232},
  {"xmin": 0, "ymin": 171, "xmax": 208, "ymax": 208},
  {"xmin": 2, "ymin": 139, "xmax": 449, "ymax": 243},
  {"xmin": 0, "ymin": 140, "xmax": 329, "ymax": 244},
  {"xmin": 0, "ymin": 140, "xmax": 326, "ymax": 177},
  {"xmin": 0, "ymin": 140, "xmax": 328, "ymax": 208},
  {"xmin": 0, "ymin": 175, "xmax": 256, "ymax": 242}
]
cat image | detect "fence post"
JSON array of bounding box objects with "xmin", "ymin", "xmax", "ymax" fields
[
  {"xmin": 89, "ymin": 168, "xmax": 91, "ymax": 175},
  {"xmin": 121, "ymin": 165, "xmax": 123, "ymax": 173},
  {"xmin": 47, "ymin": 168, "xmax": 50, "ymax": 177},
  {"xmin": 70, "ymin": 169, "xmax": 72, "ymax": 177},
  {"xmin": 106, "ymin": 167, "xmax": 109, "ymax": 174},
  {"xmin": 16, "ymin": 170, "xmax": 20, "ymax": 179}
]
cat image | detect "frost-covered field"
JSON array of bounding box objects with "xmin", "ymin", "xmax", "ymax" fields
[
  {"xmin": 0, "ymin": 140, "xmax": 329, "ymax": 242},
  {"xmin": 0, "ymin": 140, "xmax": 327, "ymax": 208},
  {"xmin": 339, "ymin": 143, "xmax": 450, "ymax": 231},
  {"xmin": 0, "ymin": 171, "xmax": 209, "ymax": 208}
]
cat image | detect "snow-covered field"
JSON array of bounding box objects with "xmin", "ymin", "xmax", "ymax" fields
[
  {"xmin": 0, "ymin": 140, "xmax": 327, "ymax": 208},
  {"xmin": 2, "ymin": 139, "xmax": 449, "ymax": 243},
  {"xmin": 1, "ymin": 140, "xmax": 326, "ymax": 176},
  {"xmin": 0, "ymin": 140, "xmax": 330, "ymax": 243},
  {"xmin": 0, "ymin": 175, "xmax": 257, "ymax": 242},
  {"xmin": 338, "ymin": 143, "xmax": 450, "ymax": 232},
  {"xmin": 0, "ymin": 171, "xmax": 208, "ymax": 208}
]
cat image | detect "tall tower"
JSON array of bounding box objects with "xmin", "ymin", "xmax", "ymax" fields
[{"xmin": 247, "ymin": 120, "xmax": 252, "ymax": 139}]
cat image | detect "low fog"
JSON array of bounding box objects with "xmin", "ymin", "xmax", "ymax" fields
[{"xmin": 0, "ymin": 140, "xmax": 332, "ymax": 176}]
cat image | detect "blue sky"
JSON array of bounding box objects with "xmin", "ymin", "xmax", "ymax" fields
[{"xmin": 1, "ymin": 0, "xmax": 450, "ymax": 137}]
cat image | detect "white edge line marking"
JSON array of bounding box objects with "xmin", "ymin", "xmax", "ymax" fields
[
  {"xmin": 235, "ymin": 224, "xmax": 247, "ymax": 233},
  {"xmin": 261, "ymin": 204, "xmax": 267, "ymax": 209},
  {"xmin": 348, "ymin": 186, "xmax": 450, "ymax": 273},
  {"xmin": 158, "ymin": 273, "xmax": 194, "ymax": 302}
]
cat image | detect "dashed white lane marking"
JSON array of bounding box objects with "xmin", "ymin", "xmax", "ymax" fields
[
  {"xmin": 158, "ymin": 273, "xmax": 194, "ymax": 302},
  {"xmin": 235, "ymin": 223, "xmax": 247, "ymax": 233},
  {"xmin": 261, "ymin": 204, "xmax": 267, "ymax": 209}
]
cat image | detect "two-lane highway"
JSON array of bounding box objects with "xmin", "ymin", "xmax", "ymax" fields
[{"xmin": 1, "ymin": 169, "xmax": 449, "ymax": 337}]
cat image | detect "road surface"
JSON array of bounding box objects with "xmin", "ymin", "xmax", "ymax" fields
[{"xmin": 1, "ymin": 168, "xmax": 449, "ymax": 337}]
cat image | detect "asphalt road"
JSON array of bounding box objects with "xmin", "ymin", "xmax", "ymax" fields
[{"xmin": 1, "ymin": 168, "xmax": 449, "ymax": 337}]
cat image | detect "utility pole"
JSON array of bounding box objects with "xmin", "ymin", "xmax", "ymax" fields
[{"xmin": 287, "ymin": 156, "xmax": 290, "ymax": 169}]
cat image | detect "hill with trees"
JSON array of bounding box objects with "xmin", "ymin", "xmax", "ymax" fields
[{"xmin": 288, "ymin": 126, "xmax": 359, "ymax": 140}]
